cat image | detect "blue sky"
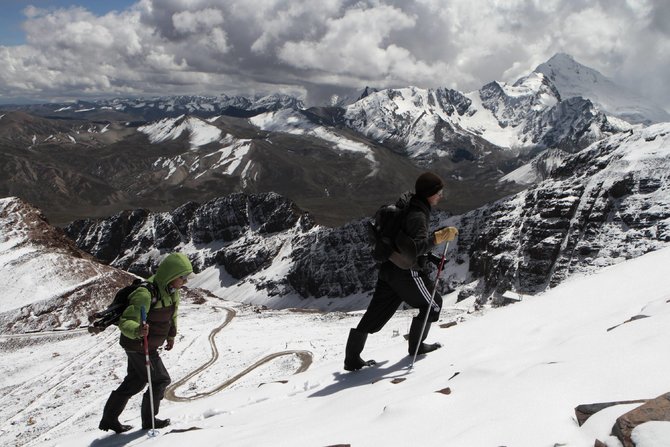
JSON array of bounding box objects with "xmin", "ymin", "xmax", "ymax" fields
[
  {"xmin": 0, "ymin": 0, "xmax": 667, "ymax": 110},
  {"xmin": 0, "ymin": 0, "xmax": 137, "ymax": 45}
]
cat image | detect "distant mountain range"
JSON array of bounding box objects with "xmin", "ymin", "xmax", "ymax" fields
[{"xmin": 0, "ymin": 53, "xmax": 666, "ymax": 228}]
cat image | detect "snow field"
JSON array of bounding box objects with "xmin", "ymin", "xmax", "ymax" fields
[{"xmin": 3, "ymin": 247, "xmax": 670, "ymax": 446}]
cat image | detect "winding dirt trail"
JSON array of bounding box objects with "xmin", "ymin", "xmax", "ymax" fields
[{"xmin": 165, "ymin": 307, "xmax": 313, "ymax": 402}]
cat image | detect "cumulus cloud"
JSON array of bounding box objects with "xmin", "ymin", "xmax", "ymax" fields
[{"xmin": 0, "ymin": 0, "xmax": 667, "ymax": 111}]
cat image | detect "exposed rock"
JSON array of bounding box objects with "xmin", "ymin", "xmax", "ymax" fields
[
  {"xmin": 575, "ymin": 400, "xmax": 649, "ymax": 426},
  {"xmin": 606, "ymin": 315, "xmax": 650, "ymax": 332},
  {"xmin": 66, "ymin": 192, "xmax": 312, "ymax": 279},
  {"xmin": 450, "ymin": 124, "xmax": 670, "ymax": 301},
  {"xmin": 612, "ymin": 392, "xmax": 670, "ymax": 447},
  {"xmin": 286, "ymin": 221, "xmax": 377, "ymax": 298}
]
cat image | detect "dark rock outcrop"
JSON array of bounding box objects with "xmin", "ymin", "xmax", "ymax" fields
[
  {"xmin": 66, "ymin": 192, "xmax": 312, "ymax": 279},
  {"xmin": 612, "ymin": 392, "xmax": 670, "ymax": 447},
  {"xmin": 450, "ymin": 124, "xmax": 670, "ymax": 303}
]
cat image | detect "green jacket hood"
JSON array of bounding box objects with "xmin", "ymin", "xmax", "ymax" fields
[{"xmin": 152, "ymin": 253, "xmax": 193, "ymax": 292}]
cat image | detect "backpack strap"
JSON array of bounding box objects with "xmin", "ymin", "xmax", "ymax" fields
[{"xmin": 139, "ymin": 281, "xmax": 159, "ymax": 307}]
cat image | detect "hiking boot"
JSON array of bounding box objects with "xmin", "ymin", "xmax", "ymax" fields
[
  {"xmin": 408, "ymin": 318, "xmax": 442, "ymax": 356},
  {"xmin": 344, "ymin": 357, "xmax": 377, "ymax": 371},
  {"xmin": 99, "ymin": 391, "xmax": 131, "ymax": 433},
  {"xmin": 99, "ymin": 419, "xmax": 132, "ymax": 434},
  {"xmin": 143, "ymin": 418, "xmax": 170, "ymax": 430},
  {"xmin": 344, "ymin": 328, "xmax": 376, "ymax": 371},
  {"xmin": 416, "ymin": 342, "xmax": 442, "ymax": 355}
]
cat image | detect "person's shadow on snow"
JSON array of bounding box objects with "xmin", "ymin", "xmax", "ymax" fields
[
  {"xmin": 309, "ymin": 356, "xmax": 416, "ymax": 397},
  {"xmin": 89, "ymin": 428, "xmax": 146, "ymax": 447}
]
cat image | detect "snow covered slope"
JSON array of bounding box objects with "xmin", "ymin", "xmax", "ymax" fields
[
  {"xmin": 250, "ymin": 108, "xmax": 379, "ymax": 175},
  {"xmin": 5, "ymin": 243, "xmax": 670, "ymax": 447},
  {"xmin": 500, "ymin": 148, "xmax": 569, "ymax": 185},
  {"xmin": 536, "ymin": 53, "xmax": 670, "ymax": 125},
  {"xmin": 138, "ymin": 115, "xmax": 222, "ymax": 148},
  {"xmin": 0, "ymin": 197, "xmax": 134, "ymax": 332}
]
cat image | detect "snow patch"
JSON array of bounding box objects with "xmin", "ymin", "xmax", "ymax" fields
[
  {"xmin": 139, "ymin": 115, "xmax": 222, "ymax": 149},
  {"xmin": 250, "ymin": 109, "xmax": 378, "ymax": 176}
]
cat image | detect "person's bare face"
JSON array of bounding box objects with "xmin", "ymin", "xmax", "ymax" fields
[
  {"xmin": 169, "ymin": 275, "xmax": 189, "ymax": 289},
  {"xmin": 427, "ymin": 189, "xmax": 443, "ymax": 206}
]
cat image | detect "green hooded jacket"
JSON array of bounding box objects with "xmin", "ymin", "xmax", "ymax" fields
[{"xmin": 118, "ymin": 253, "xmax": 193, "ymax": 351}]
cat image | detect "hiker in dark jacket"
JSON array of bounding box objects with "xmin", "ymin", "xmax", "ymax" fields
[
  {"xmin": 99, "ymin": 252, "xmax": 193, "ymax": 433},
  {"xmin": 344, "ymin": 172, "xmax": 458, "ymax": 371}
]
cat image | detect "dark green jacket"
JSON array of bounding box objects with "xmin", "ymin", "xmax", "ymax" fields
[{"xmin": 119, "ymin": 253, "xmax": 193, "ymax": 351}]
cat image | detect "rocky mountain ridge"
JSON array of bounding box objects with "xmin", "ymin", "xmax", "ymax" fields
[
  {"xmin": 64, "ymin": 192, "xmax": 382, "ymax": 310},
  {"xmin": 449, "ymin": 122, "xmax": 670, "ymax": 303},
  {"xmin": 341, "ymin": 72, "xmax": 620, "ymax": 164},
  {"xmin": 0, "ymin": 196, "xmax": 135, "ymax": 333},
  {"xmin": 0, "ymin": 196, "xmax": 215, "ymax": 334}
]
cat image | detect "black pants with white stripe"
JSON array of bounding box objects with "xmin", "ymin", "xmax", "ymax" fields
[
  {"xmin": 115, "ymin": 351, "xmax": 171, "ymax": 424},
  {"xmin": 357, "ymin": 261, "xmax": 442, "ymax": 334}
]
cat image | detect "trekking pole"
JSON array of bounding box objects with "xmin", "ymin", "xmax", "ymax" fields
[
  {"xmin": 409, "ymin": 241, "xmax": 450, "ymax": 370},
  {"xmin": 140, "ymin": 306, "xmax": 157, "ymax": 436}
]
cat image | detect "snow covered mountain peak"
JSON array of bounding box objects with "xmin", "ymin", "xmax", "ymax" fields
[
  {"xmin": 480, "ymin": 72, "xmax": 560, "ymax": 127},
  {"xmin": 138, "ymin": 115, "xmax": 223, "ymax": 148},
  {"xmin": 535, "ymin": 53, "xmax": 670, "ymax": 124},
  {"xmin": 512, "ymin": 72, "xmax": 560, "ymax": 102},
  {"xmin": 511, "ymin": 71, "xmax": 559, "ymax": 97}
]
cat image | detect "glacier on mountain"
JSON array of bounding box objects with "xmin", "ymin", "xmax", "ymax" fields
[{"xmin": 536, "ymin": 53, "xmax": 670, "ymax": 125}]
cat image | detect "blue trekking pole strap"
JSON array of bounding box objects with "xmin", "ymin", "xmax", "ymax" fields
[
  {"xmin": 140, "ymin": 305, "xmax": 147, "ymax": 325},
  {"xmin": 140, "ymin": 305, "xmax": 150, "ymax": 355}
]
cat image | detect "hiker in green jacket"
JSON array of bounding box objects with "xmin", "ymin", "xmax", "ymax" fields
[{"xmin": 99, "ymin": 252, "xmax": 193, "ymax": 433}]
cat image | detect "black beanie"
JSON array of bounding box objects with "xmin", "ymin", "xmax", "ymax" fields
[{"xmin": 415, "ymin": 172, "xmax": 444, "ymax": 198}]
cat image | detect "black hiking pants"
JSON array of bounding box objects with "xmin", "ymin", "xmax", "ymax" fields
[
  {"xmin": 115, "ymin": 350, "xmax": 171, "ymax": 422},
  {"xmin": 357, "ymin": 261, "xmax": 442, "ymax": 334}
]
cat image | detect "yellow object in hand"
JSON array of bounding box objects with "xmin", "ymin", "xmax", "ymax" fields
[{"xmin": 434, "ymin": 226, "xmax": 458, "ymax": 244}]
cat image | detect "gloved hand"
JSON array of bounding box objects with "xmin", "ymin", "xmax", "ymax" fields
[
  {"xmin": 434, "ymin": 226, "xmax": 458, "ymax": 244},
  {"xmin": 426, "ymin": 252, "xmax": 443, "ymax": 266},
  {"xmin": 139, "ymin": 322, "xmax": 150, "ymax": 338}
]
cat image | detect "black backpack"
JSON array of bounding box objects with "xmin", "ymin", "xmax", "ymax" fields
[
  {"xmin": 367, "ymin": 200, "xmax": 409, "ymax": 263},
  {"xmin": 88, "ymin": 279, "xmax": 158, "ymax": 335}
]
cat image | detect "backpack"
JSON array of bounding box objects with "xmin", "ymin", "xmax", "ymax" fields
[
  {"xmin": 87, "ymin": 278, "xmax": 158, "ymax": 335},
  {"xmin": 367, "ymin": 200, "xmax": 409, "ymax": 263}
]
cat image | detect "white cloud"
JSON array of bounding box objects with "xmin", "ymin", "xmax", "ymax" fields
[
  {"xmin": 0, "ymin": 0, "xmax": 667, "ymax": 111},
  {"xmin": 278, "ymin": 6, "xmax": 418, "ymax": 77},
  {"xmin": 172, "ymin": 8, "xmax": 225, "ymax": 35}
]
